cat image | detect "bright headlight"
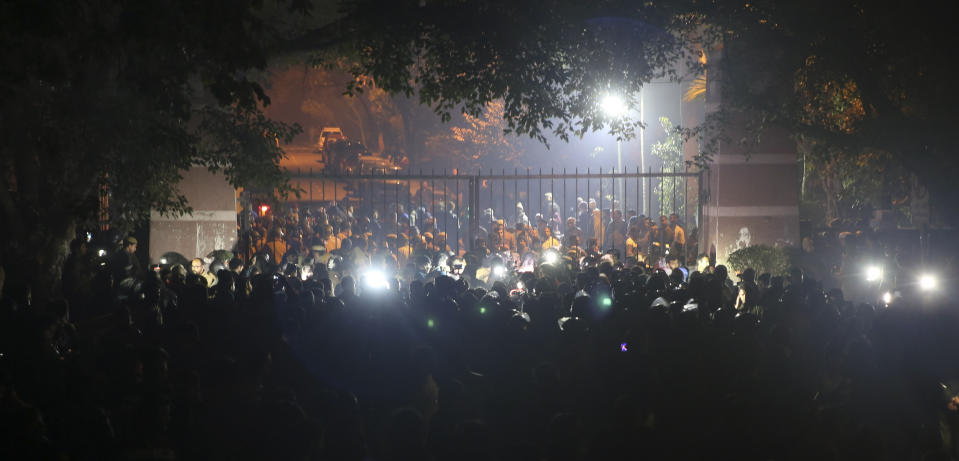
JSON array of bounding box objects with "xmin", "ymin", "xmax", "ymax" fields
[
  {"xmin": 865, "ymin": 265, "xmax": 882, "ymax": 282},
  {"xmin": 882, "ymin": 291, "xmax": 893, "ymax": 305},
  {"xmin": 918, "ymin": 274, "xmax": 937, "ymax": 291},
  {"xmin": 492, "ymin": 265, "xmax": 506, "ymax": 277},
  {"xmin": 543, "ymin": 251, "xmax": 558, "ymax": 265},
  {"xmin": 364, "ymin": 270, "xmax": 389, "ymax": 290}
]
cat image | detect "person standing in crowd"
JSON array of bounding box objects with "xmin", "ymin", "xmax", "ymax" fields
[
  {"xmin": 514, "ymin": 222, "xmax": 533, "ymax": 251},
  {"xmin": 321, "ymin": 224, "xmax": 340, "ymax": 252},
  {"xmin": 626, "ymin": 226, "xmax": 643, "ymax": 261},
  {"xmin": 561, "ymin": 217, "xmax": 582, "ymax": 249},
  {"xmin": 669, "ymin": 213, "xmax": 686, "ymax": 258},
  {"xmin": 604, "ymin": 209, "xmax": 627, "ymax": 256},
  {"xmin": 396, "ymin": 234, "xmax": 413, "ymax": 269},
  {"xmin": 576, "ymin": 200, "xmax": 592, "ymax": 240},
  {"xmin": 585, "ymin": 237, "xmax": 601, "ymax": 258},
  {"xmin": 565, "ymin": 235, "xmax": 586, "ymax": 260},
  {"xmin": 112, "ymin": 236, "xmax": 143, "ymax": 282},
  {"xmin": 541, "ymin": 226, "xmax": 561, "ymax": 250},
  {"xmin": 658, "ymin": 215, "xmax": 673, "ymax": 251},
  {"xmin": 590, "ymin": 200, "xmax": 602, "ymax": 243},
  {"xmin": 515, "ymin": 202, "xmax": 529, "ymax": 227},
  {"xmin": 190, "ymin": 258, "xmax": 217, "ymax": 286}
]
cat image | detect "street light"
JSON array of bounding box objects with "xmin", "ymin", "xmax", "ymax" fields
[
  {"xmin": 601, "ymin": 93, "xmax": 628, "ymax": 206},
  {"xmin": 601, "ymin": 94, "xmax": 628, "ymax": 118}
]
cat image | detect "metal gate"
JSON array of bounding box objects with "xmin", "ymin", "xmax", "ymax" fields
[{"xmin": 282, "ymin": 166, "xmax": 704, "ymax": 259}]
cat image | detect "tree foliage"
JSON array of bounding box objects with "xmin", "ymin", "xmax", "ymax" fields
[
  {"xmin": 650, "ymin": 116, "xmax": 686, "ymax": 216},
  {"xmin": 424, "ymin": 101, "xmax": 522, "ymax": 170},
  {"xmin": 689, "ymin": 0, "xmax": 959, "ymax": 221},
  {"xmin": 6, "ymin": 0, "xmax": 959, "ymax": 288},
  {"xmin": 0, "ymin": 0, "xmax": 304, "ymax": 284},
  {"xmin": 295, "ymin": 0, "xmax": 959, "ymax": 222},
  {"xmin": 303, "ymin": 0, "xmax": 692, "ymax": 145}
]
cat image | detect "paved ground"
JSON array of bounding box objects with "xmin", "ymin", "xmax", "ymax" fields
[{"xmin": 280, "ymin": 145, "xmax": 325, "ymax": 174}]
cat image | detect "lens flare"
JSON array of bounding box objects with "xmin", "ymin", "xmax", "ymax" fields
[
  {"xmin": 601, "ymin": 94, "xmax": 628, "ymax": 118},
  {"xmin": 882, "ymin": 291, "xmax": 893, "ymax": 305},
  {"xmin": 364, "ymin": 270, "xmax": 389, "ymax": 290},
  {"xmin": 543, "ymin": 251, "xmax": 559, "ymax": 265},
  {"xmin": 865, "ymin": 265, "xmax": 882, "ymax": 282},
  {"xmin": 918, "ymin": 274, "xmax": 937, "ymax": 291}
]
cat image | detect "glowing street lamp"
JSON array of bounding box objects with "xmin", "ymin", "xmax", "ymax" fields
[
  {"xmin": 601, "ymin": 94, "xmax": 628, "ymax": 118},
  {"xmin": 601, "ymin": 93, "xmax": 628, "ymax": 202}
]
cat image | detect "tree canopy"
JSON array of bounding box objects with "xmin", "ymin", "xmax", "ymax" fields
[
  {"xmin": 4, "ymin": 0, "xmax": 957, "ymax": 287},
  {"xmin": 306, "ymin": 0, "xmax": 958, "ymax": 221},
  {"xmin": 0, "ymin": 0, "xmax": 308, "ymax": 282}
]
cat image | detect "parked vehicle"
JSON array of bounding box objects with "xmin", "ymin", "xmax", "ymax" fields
[{"xmin": 315, "ymin": 127, "xmax": 345, "ymax": 161}]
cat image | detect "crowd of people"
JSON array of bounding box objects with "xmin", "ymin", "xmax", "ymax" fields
[
  {"xmin": 241, "ymin": 199, "xmax": 694, "ymax": 293},
  {"xmin": 1, "ymin": 202, "xmax": 959, "ymax": 460}
]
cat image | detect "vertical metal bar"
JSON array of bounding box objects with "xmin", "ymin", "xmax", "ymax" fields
[
  {"xmin": 467, "ymin": 174, "xmax": 474, "ymax": 250},
  {"xmin": 599, "ymin": 167, "xmax": 603, "ymax": 248},
  {"xmin": 514, "ymin": 168, "xmax": 518, "ymax": 228},
  {"xmin": 586, "ymin": 168, "xmax": 590, "ymax": 243},
  {"xmin": 418, "ymin": 169, "xmax": 423, "ymax": 229},
  {"xmin": 538, "ymin": 168, "xmax": 542, "ymax": 225},
  {"xmin": 684, "ymin": 164, "xmax": 689, "ymax": 265},
  {"xmin": 456, "ymin": 171, "xmax": 460, "ymax": 255},
  {"xmin": 550, "ymin": 168, "xmax": 554, "ymax": 233},
  {"xmin": 622, "ymin": 165, "xmax": 626, "ymax": 217},
  {"xmin": 394, "ymin": 169, "xmax": 399, "ymax": 237},
  {"xmin": 672, "ymin": 166, "xmax": 677, "ymax": 216},
  {"xmin": 647, "ymin": 167, "xmax": 652, "ymax": 224},
  {"xmin": 636, "ymin": 166, "xmax": 640, "ymax": 219},
  {"xmin": 408, "ymin": 168, "xmax": 412, "ymax": 228},
  {"xmin": 563, "ymin": 168, "xmax": 567, "ymax": 225},
  {"xmin": 574, "ymin": 168, "xmax": 578, "ymax": 223},
  {"xmin": 502, "ymin": 168, "xmax": 506, "ymax": 229},
  {"xmin": 443, "ymin": 170, "xmax": 448, "ymax": 248},
  {"xmin": 489, "ymin": 168, "xmax": 494, "ymax": 232}
]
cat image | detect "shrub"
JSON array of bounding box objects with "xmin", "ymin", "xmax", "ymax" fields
[{"xmin": 726, "ymin": 245, "xmax": 793, "ymax": 276}]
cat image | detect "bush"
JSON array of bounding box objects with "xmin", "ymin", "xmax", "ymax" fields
[{"xmin": 726, "ymin": 245, "xmax": 793, "ymax": 276}]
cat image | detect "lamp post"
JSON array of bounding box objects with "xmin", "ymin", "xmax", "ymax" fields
[
  {"xmin": 601, "ymin": 94, "xmax": 628, "ymax": 211},
  {"xmin": 639, "ymin": 88, "xmax": 645, "ymax": 216}
]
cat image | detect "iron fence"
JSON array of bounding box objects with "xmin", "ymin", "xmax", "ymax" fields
[{"xmin": 279, "ymin": 166, "xmax": 704, "ymax": 259}]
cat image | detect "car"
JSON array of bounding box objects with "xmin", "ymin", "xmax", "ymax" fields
[
  {"xmin": 359, "ymin": 152, "xmax": 403, "ymax": 174},
  {"xmin": 315, "ymin": 127, "xmax": 345, "ymax": 161}
]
